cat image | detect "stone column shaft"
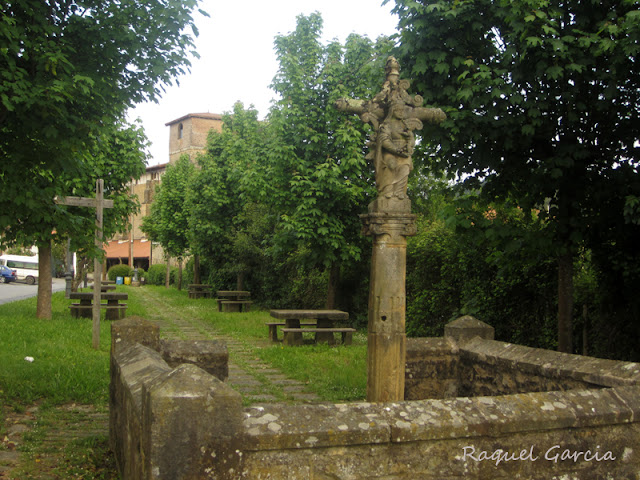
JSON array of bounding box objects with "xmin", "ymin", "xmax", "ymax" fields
[{"xmin": 361, "ymin": 201, "xmax": 416, "ymax": 402}]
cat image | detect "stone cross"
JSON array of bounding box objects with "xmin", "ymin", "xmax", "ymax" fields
[
  {"xmin": 336, "ymin": 57, "xmax": 446, "ymax": 402},
  {"xmin": 55, "ymin": 179, "xmax": 113, "ymax": 349}
]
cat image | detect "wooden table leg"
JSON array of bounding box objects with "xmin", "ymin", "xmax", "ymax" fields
[
  {"xmin": 315, "ymin": 318, "xmax": 336, "ymax": 345},
  {"xmin": 79, "ymin": 299, "xmax": 92, "ymax": 318},
  {"xmin": 268, "ymin": 324, "xmax": 279, "ymax": 342},
  {"xmin": 105, "ymin": 300, "xmax": 115, "ymax": 321},
  {"xmin": 284, "ymin": 318, "xmax": 303, "ymax": 346}
]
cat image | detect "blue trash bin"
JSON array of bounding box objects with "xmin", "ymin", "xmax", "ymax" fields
[{"xmin": 116, "ymin": 276, "xmax": 124, "ymax": 285}]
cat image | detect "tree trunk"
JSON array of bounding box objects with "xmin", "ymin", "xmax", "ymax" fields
[
  {"xmin": 165, "ymin": 257, "xmax": 171, "ymax": 288},
  {"xmin": 325, "ymin": 262, "xmax": 340, "ymax": 310},
  {"xmin": 194, "ymin": 255, "xmax": 201, "ymax": 284},
  {"xmin": 236, "ymin": 271, "xmax": 245, "ymax": 291},
  {"xmin": 177, "ymin": 259, "xmax": 183, "ymax": 291},
  {"xmin": 72, "ymin": 256, "xmax": 88, "ymax": 292},
  {"xmin": 36, "ymin": 242, "xmax": 52, "ymax": 319},
  {"xmin": 557, "ymin": 253, "xmax": 574, "ymax": 353}
]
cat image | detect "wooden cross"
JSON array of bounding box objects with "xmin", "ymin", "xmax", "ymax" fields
[{"xmin": 55, "ymin": 179, "xmax": 114, "ymax": 349}]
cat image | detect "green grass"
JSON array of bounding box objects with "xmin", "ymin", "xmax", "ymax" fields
[
  {"xmin": 0, "ymin": 286, "xmax": 369, "ymax": 407},
  {"xmin": 127, "ymin": 286, "xmax": 368, "ymax": 402},
  {"xmin": 0, "ymin": 293, "xmax": 116, "ymax": 478},
  {"xmin": 0, "ymin": 293, "xmax": 111, "ymax": 407},
  {"xmin": 258, "ymin": 341, "xmax": 367, "ymax": 402}
]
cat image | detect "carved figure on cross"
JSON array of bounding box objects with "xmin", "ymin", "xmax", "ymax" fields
[{"xmin": 335, "ymin": 56, "xmax": 446, "ymax": 200}]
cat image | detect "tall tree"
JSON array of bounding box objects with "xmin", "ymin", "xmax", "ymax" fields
[
  {"xmin": 1, "ymin": 0, "xmax": 204, "ymax": 315},
  {"xmin": 389, "ymin": 0, "xmax": 640, "ymax": 352},
  {"xmin": 187, "ymin": 102, "xmax": 269, "ymax": 290},
  {"xmin": 2, "ymin": 120, "xmax": 148, "ymax": 318},
  {"xmin": 267, "ymin": 13, "xmax": 392, "ymax": 307},
  {"xmin": 141, "ymin": 155, "xmax": 195, "ymax": 289}
]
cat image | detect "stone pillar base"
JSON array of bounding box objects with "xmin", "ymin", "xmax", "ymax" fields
[{"xmin": 367, "ymin": 332, "xmax": 406, "ymax": 402}]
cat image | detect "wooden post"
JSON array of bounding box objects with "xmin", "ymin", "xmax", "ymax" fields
[
  {"xmin": 54, "ymin": 180, "xmax": 114, "ymax": 350},
  {"xmin": 93, "ymin": 179, "xmax": 104, "ymax": 350}
]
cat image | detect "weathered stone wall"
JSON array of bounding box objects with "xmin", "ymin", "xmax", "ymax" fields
[
  {"xmin": 159, "ymin": 338, "xmax": 228, "ymax": 380},
  {"xmin": 239, "ymin": 389, "xmax": 640, "ymax": 479},
  {"xmin": 110, "ymin": 317, "xmax": 640, "ymax": 479},
  {"xmin": 404, "ymin": 317, "xmax": 640, "ymax": 400},
  {"xmin": 109, "ymin": 342, "xmax": 171, "ymax": 479},
  {"xmin": 405, "ymin": 337, "xmax": 460, "ymax": 400}
]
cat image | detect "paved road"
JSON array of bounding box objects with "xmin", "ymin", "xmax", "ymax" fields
[{"xmin": 0, "ymin": 278, "xmax": 66, "ymax": 305}]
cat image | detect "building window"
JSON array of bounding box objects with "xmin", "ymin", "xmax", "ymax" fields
[{"xmin": 178, "ymin": 123, "xmax": 184, "ymax": 139}]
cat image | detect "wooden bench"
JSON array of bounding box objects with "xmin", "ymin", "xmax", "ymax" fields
[
  {"xmin": 216, "ymin": 291, "xmax": 251, "ymax": 312},
  {"xmin": 281, "ymin": 327, "xmax": 356, "ymax": 346},
  {"xmin": 220, "ymin": 300, "xmax": 253, "ymax": 312},
  {"xmin": 87, "ymin": 284, "xmax": 116, "ymax": 292},
  {"xmin": 269, "ymin": 309, "xmax": 350, "ymax": 345},
  {"xmin": 69, "ymin": 292, "xmax": 128, "ymax": 320},
  {"xmin": 70, "ymin": 304, "xmax": 127, "ymax": 319},
  {"xmin": 188, "ymin": 284, "xmax": 212, "ymax": 299},
  {"xmin": 265, "ymin": 322, "xmax": 316, "ymax": 342}
]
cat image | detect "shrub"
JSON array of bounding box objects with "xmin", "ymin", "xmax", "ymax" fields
[
  {"xmin": 107, "ymin": 264, "xmax": 133, "ymax": 281},
  {"xmin": 146, "ymin": 264, "xmax": 179, "ymax": 286},
  {"xmin": 147, "ymin": 264, "xmax": 167, "ymax": 285}
]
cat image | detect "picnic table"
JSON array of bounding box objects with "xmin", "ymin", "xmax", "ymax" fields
[
  {"xmin": 267, "ymin": 309, "xmax": 354, "ymax": 346},
  {"xmin": 88, "ymin": 284, "xmax": 116, "ymax": 292},
  {"xmin": 69, "ymin": 292, "xmax": 128, "ymax": 320},
  {"xmin": 188, "ymin": 284, "xmax": 213, "ymax": 299},
  {"xmin": 216, "ymin": 291, "xmax": 252, "ymax": 312}
]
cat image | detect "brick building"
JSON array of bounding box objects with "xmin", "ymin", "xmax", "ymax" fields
[
  {"xmin": 104, "ymin": 113, "xmax": 223, "ymax": 270},
  {"xmin": 167, "ymin": 112, "xmax": 223, "ymax": 163}
]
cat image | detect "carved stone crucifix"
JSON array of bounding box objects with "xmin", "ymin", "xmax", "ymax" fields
[
  {"xmin": 336, "ymin": 56, "xmax": 446, "ymax": 207},
  {"xmin": 336, "ymin": 57, "xmax": 446, "ymax": 402}
]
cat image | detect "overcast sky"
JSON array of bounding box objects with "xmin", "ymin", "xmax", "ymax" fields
[{"xmin": 127, "ymin": 0, "xmax": 399, "ymax": 166}]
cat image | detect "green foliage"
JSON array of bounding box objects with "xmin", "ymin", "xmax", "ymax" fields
[
  {"xmin": 147, "ymin": 264, "xmax": 167, "ymax": 286},
  {"xmin": 4, "ymin": 247, "xmax": 36, "ymax": 256},
  {"xmin": 2, "ymin": 120, "xmax": 147, "ymax": 257},
  {"xmin": 406, "ymin": 218, "xmax": 470, "ymax": 337},
  {"xmin": 407, "ymin": 195, "xmax": 559, "ymax": 349},
  {"xmin": 0, "ymin": 0, "xmax": 202, "ymax": 163},
  {"xmin": 142, "ymin": 155, "xmax": 195, "ymax": 260},
  {"xmin": 146, "ymin": 264, "xmax": 179, "ymax": 286},
  {"xmin": 266, "ymin": 14, "xmax": 391, "ymax": 270},
  {"xmin": 107, "ymin": 264, "xmax": 133, "ymax": 281},
  {"xmin": 1, "ymin": 0, "xmax": 204, "ymax": 252},
  {"xmin": 186, "ymin": 103, "xmax": 270, "ymax": 286},
  {"xmin": 391, "ymin": 0, "xmax": 640, "ymax": 250},
  {"xmin": 390, "ymin": 0, "xmax": 640, "ymax": 351}
]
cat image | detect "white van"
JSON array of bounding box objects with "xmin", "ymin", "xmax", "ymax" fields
[{"xmin": 0, "ymin": 255, "xmax": 39, "ymax": 284}]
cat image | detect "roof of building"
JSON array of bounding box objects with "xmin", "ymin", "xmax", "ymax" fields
[
  {"xmin": 146, "ymin": 162, "xmax": 168, "ymax": 173},
  {"xmin": 165, "ymin": 112, "xmax": 223, "ymax": 126}
]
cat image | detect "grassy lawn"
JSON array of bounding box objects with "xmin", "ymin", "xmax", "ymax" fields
[
  {"xmin": 0, "ymin": 293, "xmax": 113, "ymax": 407},
  {"xmin": 0, "ymin": 284, "xmax": 368, "ymax": 478},
  {"xmin": 130, "ymin": 285, "xmax": 368, "ymax": 403}
]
